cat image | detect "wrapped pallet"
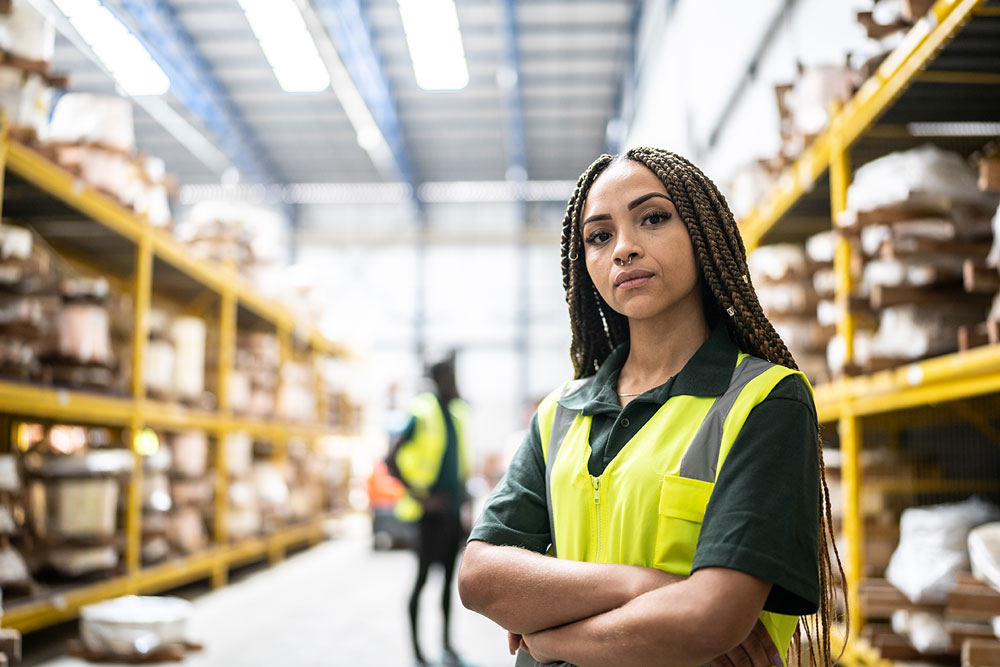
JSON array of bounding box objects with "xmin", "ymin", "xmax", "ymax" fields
[
  {"xmin": 144, "ymin": 326, "xmax": 175, "ymax": 400},
  {"xmin": 0, "ymin": 0, "xmax": 54, "ymax": 62},
  {"xmin": 747, "ymin": 241, "xmax": 834, "ymax": 385},
  {"xmin": 169, "ymin": 431, "xmax": 208, "ymax": 479},
  {"xmin": 48, "ymin": 93, "xmax": 135, "ymax": 153},
  {"xmin": 170, "ymin": 316, "xmax": 205, "ymax": 402},
  {"xmin": 277, "ymin": 361, "xmax": 316, "ymax": 422},
  {"xmin": 236, "ymin": 332, "xmax": 278, "ymax": 418},
  {"xmin": 23, "ymin": 442, "xmax": 133, "ymax": 576},
  {"xmin": 833, "ymin": 145, "xmax": 998, "ymax": 373},
  {"xmin": 0, "ymin": 66, "xmax": 53, "ymax": 141}
]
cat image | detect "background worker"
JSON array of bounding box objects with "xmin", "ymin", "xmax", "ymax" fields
[{"xmin": 388, "ymin": 353, "xmax": 473, "ymax": 667}]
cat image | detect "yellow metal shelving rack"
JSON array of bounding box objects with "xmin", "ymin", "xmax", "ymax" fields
[
  {"xmin": 738, "ymin": 0, "xmax": 1000, "ymax": 661},
  {"xmin": 0, "ymin": 133, "xmax": 353, "ymax": 633}
]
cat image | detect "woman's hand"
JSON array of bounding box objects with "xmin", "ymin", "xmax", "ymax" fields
[
  {"xmin": 710, "ymin": 620, "xmax": 783, "ymax": 667},
  {"xmin": 520, "ymin": 630, "xmax": 561, "ymax": 665},
  {"xmin": 508, "ymin": 631, "xmax": 521, "ymax": 656}
]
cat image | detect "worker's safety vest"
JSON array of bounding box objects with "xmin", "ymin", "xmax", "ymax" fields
[
  {"xmin": 394, "ymin": 393, "xmax": 472, "ymax": 522},
  {"xmin": 519, "ymin": 353, "xmax": 810, "ymax": 667}
]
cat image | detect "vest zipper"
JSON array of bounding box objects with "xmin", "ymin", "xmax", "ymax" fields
[{"xmin": 591, "ymin": 476, "xmax": 602, "ymax": 560}]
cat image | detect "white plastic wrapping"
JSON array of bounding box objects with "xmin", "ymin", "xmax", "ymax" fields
[
  {"xmin": 56, "ymin": 303, "xmax": 112, "ymax": 364},
  {"xmin": 170, "ymin": 431, "xmax": 207, "ymax": 478},
  {"xmin": 0, "ymin": 544, "xmax": 30, "ymax": 585},
  {"xmin": 0, "ymin": 224, "xmax": 33, "ymax": 261},
  {"xmin": 0, "ymin": 1, "xmax": 55, "ymax": 61},
  {"xmin": 806, "ymin": 230, "xmax": 837, "ymax": 264},
  {"xmin": 885, "ymin": 497, "xmax": 1000, "ymax": 603},
  {"xmin": 0, "ymin": 454, "xmax": 20, "ymax": 493},
  {"xmin": 969, "ymin": 523, "xmax": 1000, "ymax": 592},
  {"xmin": 47, "ymin": 545, "xmax": 118, "ymax": 576},
  {"xmin": 228, "ymin": 369, "xmax": 251, "ymax": 414},
  {"xmin": 144, "ymin": 338, "xmax": 175, "ymax": 396},
  {"xmin": 81, "ymin": 595, "xmax": 192, "ymax": 655},
  {"xmin": 165, "ymin": 506, "xmax": 207, "ymax": 553},
  {"xmin": 988, "ymin": 203, "xmax": 1000, "ymax": 270},
  {"xmin": 846, "ymin": 145, "xmax": 997, "ymax": 215},
  {"xmin": 906, "ymin": 611, "xmax": 950, "ymax": 654},
  {"xmin": 755, "ymin": 284, "xmax": 814, "ymax": 314},
  {"xmin": 785, "ymin": 65, "xmax": 861, "ymax": 136},
  {"xmin": 33, "ymin": 478, "xmax": 119, "ymax": 538},
  {"xmin": 747, "ymin": 244, "xmax": 809, "ymax": 283},
  {"xmin": 171, "ymin": 317, "xmax": 205, "ymax": 400},
  {"xmin": 870, "ymin": 304, "xmax": 985, "ymax": 359},
  {"xmin": 225, "ymin": 432, "xmax": 253, "ymax": 477},
  {"xmin": 49, "ymin": 93, "xmax": 135, "ymax": 152},
  {"xmin": 0, "ymin": 67, "xmax": 52, "ymax": 137},
  {"xmin": 0, "ymin": 505, "xmax": 16, "ymax": 535}
]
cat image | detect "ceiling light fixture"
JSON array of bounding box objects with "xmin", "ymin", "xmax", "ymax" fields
[
  {"xmin": 397, "ymin": 0, "xmax": 469, "ymax": 91},
  {"xmin": 238, "ymin": 0, "xmax": 330, "ymax": 93},
  {"xmin": 51, "ymin": 0, "xmax": 169, "ymax": 96}
]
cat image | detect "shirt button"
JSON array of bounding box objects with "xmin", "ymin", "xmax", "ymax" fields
[{"xmin": 621, "ymin": 418, "xmax": 630, "ymax": 428}]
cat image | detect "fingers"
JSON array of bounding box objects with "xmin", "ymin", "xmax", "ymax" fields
[
  {"xmin": 745, "ymin": 620, "xmax": 782, "ymax": 667},
  {"xmin": 709, "ymin": 654, "xmax": 737, "ymax": 667},
  {"xmin": 508, "ymin": 631, "xmax": 522, "ymax": 656}
]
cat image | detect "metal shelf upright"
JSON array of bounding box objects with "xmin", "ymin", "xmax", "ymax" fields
[
  {"xmin": 0, "ymin": 130, "xmax": 356, "ymax": 633},
  {"xmin": 736, "ymin": 0, "xmax": 1000, "ymax": 659}
]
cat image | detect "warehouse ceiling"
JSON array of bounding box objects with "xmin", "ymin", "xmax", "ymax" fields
[{"xmin": 46, "ymin": 0, "xmax": 637, "ymax": 189}]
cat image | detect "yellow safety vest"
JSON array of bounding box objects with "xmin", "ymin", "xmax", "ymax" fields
[
  {"xmin": 536, "ymin": 353, "xmax": 811, "ymax": 662},
  {"xmin": 394, "ymin": 392, "xmax": 472, "ymax": 522}
]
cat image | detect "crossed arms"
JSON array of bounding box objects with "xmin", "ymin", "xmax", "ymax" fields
[{"xmin": 458, "ymin": 540, "xmax": 779, "ymax": 667}]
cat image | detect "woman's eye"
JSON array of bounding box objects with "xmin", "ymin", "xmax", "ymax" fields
[
  {"xmin": 643, "ymin": 211, "xmax": 671, "ymax": 225},
  {"xmin": 585, "ymin": 231, "xmax": 611, "ymax": 245}
]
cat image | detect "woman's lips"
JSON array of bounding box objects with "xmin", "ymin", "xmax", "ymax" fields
[{"xmin": 614, "ymin": 269, "xmax": 654, "ymax": 290}]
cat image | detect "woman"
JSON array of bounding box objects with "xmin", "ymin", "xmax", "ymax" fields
[{"xmin": 458, "ymin": 147, "xmax": 843, "ymax": 667}]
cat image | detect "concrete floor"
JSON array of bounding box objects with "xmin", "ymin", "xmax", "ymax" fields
[{"xmin": 21, "ymin": 515, "xmax": 513, "ymax": 667}]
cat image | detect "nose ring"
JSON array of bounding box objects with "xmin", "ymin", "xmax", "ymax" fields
[{"xmin": 615, "ymin": 254, "xmax": 635, "ymax": 267}]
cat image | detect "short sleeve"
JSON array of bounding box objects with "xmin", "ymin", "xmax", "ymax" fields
[
  {"xmin": 691, "ymin": 374, "xmax": 821, "ymax": 615},
  {"xmin": 468, "ymin": 413, "xmax": 551, "ymax": 553}
]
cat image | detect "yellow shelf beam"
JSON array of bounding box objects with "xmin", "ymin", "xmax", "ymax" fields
[
  {"xmin": 738, "ymin": 0, "xmax": 983, "ymax": 250},
  {"xmin": 2, "ymin": 138, "xmax": 347, "ymax": 359},
  {"xmin": 0, "ymin": 380, "xmax": 346, "ymax": 436},
  {"xmin": 2, "ymin": 519, "xmax": 327, "ymax": 634}
]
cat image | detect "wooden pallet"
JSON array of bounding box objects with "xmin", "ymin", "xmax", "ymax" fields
[
  {"xmin": 67, "ymin": 638, "xmax": 203, "ymax": 664},
  {"xmin": 962, "ymin": 638, "xmax": 1000, "ymax": 667}
]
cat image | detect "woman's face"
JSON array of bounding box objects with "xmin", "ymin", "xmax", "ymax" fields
[{"xmin": 580, "ymin": 159, "xmax": 702, "ymax": 323}]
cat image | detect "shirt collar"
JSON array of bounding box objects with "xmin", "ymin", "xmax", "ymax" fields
[{"xmin": 558, "ymin": 323, "xmax": 739, "ymax": 415}]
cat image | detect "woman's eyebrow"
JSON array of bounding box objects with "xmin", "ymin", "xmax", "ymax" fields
[
  {"xmin": 582, "ymin": 213, "xmax": 611, "ymax": 226},
  {"xmin": 627, "ymin": 192, "xmax": 671, "ymax": 210},
  {"xmin": 583, "ymin": 192, "xmax": 671, "ymax": 226}
]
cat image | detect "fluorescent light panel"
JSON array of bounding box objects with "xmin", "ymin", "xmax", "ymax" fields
[
  {"xmin": 52, "ymin": 0, "xmax": 169, "ymax": 96},
  {"xmin": 906, "ymin": 122, "xmax": 1000, "ymax": 137},
  {"xmin": 397, "ymin": 0, "xmax": 469, "ymax": 91},
  {"xmin": 237, "ymin": 0, "xmax": 330, "ymax": 93}
]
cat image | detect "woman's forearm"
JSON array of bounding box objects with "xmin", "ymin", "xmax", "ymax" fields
[
  {"xmin": 458, "ymin": 540, "xmax": 682, "ymax": 634},
  {"xmin": 521, "ymin": 567, "xmax": 771, "ymax": 667}
]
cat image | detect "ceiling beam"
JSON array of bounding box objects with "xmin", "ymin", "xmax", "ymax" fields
[
  {"xmin": 309, "ymin": 0, "xmax": 420, "ymax": 203},
  {"xmin": 116, "ymin": 0, "xmax": 286, "ymax": 186},
  {"xmin": 500, "ymin": 0, "xmax": 528, "ymax": 182}
]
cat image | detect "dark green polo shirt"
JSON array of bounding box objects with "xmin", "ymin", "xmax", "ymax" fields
[{"xmin": 469, "ymin": 325, "xmax": 821, "ymax": 615}]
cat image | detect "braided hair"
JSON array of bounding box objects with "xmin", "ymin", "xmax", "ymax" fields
[{"xmin": 560, "ymin": 146, "xmax": 846, "ymax": 666}]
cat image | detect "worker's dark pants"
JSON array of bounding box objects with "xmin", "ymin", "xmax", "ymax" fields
[{"xmin": 409, "ymin": 511, "xmax": 464, "ymax": 660}]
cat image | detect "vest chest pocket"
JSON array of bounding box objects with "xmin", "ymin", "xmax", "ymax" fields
[{"xmin": 653, "ymin": 474, "xmax": 715, "ymax": 575}]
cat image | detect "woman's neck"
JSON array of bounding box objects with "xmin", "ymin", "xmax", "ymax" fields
[{"xmin": 619, "ymin": 299, "xmax": 711, "ymax": 396}]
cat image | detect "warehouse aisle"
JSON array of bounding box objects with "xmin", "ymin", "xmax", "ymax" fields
[{"xmin": 27, "ymin": 516, "xmax": 512, "ymax": 667}]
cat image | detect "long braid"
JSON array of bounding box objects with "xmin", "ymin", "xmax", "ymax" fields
[{"xmin": 558, "ymin": 147, "xmax": 847, "ymax": 666}]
